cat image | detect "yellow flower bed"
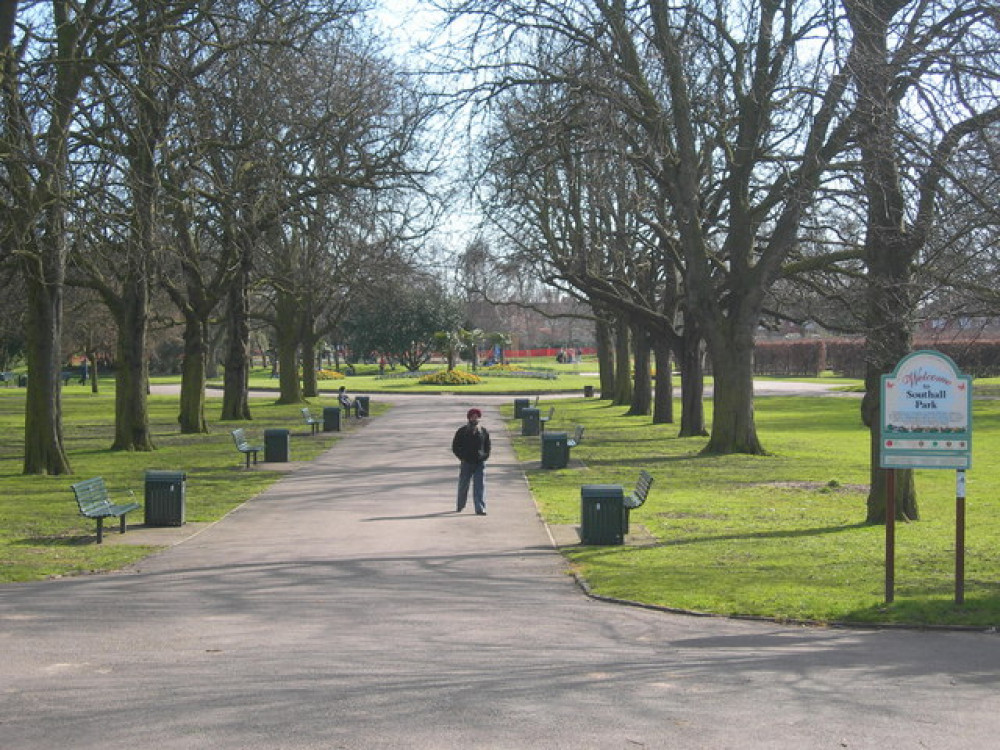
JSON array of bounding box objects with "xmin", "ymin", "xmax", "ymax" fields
[
  {"xmin": 317, "ymin": 369, "xmax": 347, "ymax": 380},
  {"xmin": 419, "ymin": 369, "xmax": 482, "ymax": 385}
]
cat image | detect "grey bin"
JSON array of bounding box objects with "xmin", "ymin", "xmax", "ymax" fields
[
  {"xmin": 583, "ymin": 385, "xmax": 594, "ymax": 397},
  {"xmin": 264, "ymin": 428, "xmax": 290, "ymax": 462},
  {"xmin": 541, "ymin": 432, "xmax": 569, "ymax": 469},
  {"xmin": 514, "ymin": 398, "xmax": 530, "ymax": 418},
  {"xmin": 323, "ymin": 406, "xmax": 341, "ymax": 432},
  {"xmin": 521, "ymin": 407, "xmax": 540, "ymax": 436},
  {"xmin": 580, "ymin": 484, "xmax": 625, "ymax": 545},
  {"xmin": 144, "ymin": 470, "xmax": 187, "ymax": 527}
]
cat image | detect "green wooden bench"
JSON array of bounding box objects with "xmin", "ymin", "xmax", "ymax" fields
[
  {"xmin": 231, "ymin": 428, "xmax": 262, "ymax": 469},
  {"xmin": 70, "ymin": 477, "xmax": 141, "ymax": 544},
  {"xmin": 567, "ymin": 425, "xmax": 585, "ymax": 448},
  {"xmin": 301, "ymin": 407, "xmax": 321, "ymax": 435},
  {"xmin": 623, "ymin": 470, "xmax": 654, "ymax": 534},
  {"xmin": 539, "ymin": 406, "xmax": 555, "ymax": 432},
  {"xmin": 624, "ymin": 470, "xmax": 654, "ymax": 510}
]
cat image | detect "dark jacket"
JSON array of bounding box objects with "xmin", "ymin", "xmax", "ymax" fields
[{"xmin": 452, "ymin": 423, "xmax": 491, "ymax": 464}]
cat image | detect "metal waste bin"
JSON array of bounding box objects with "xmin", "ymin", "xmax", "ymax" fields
[
  {"xmin": 542, "ymin": 432, "xmax": 569, "ymax": 469},
  {"xmin": 521, "ymin": 407, "xmax": 540, "ymax": 436},
  {"xmin": 264, "ymin": 428, "xmax": 290, "ymax": 462},
  {"xmin": 580, "ymin": 484, "xmax": 625, "ymax": 545},
  {"xmin": 323, "ymin": 406, "xmax": 341, "ymax": 432},
  {"xmin": 514, "ymin": 398, "xmax": 530, "ymax": 418},
  {"xmin": 583, "ymin": 385, "xmax": 594, "ymax": 397},
  {"xmin": 144, "ymin": 470, "xmax": 187, "ymax": 527},
  {"xmin": 355, "ymin": 395, "xmax": 370, "ymax": 417}
]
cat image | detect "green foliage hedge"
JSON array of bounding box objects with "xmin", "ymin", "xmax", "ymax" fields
[{"xmin": 754, "ymin": 338, "xmax": 1000, "ymax": 379}]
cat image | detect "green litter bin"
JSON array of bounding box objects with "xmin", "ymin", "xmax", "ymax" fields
[
  {"xmin": 514, "ymin": 398, "xmax": 530, "ymax": 418},
  {"xmin": 264, "ymin": 428, "xmax": 290, "ymax": 462},
  {"xmin": 323, "ymin": 406, "xmax": 341, "ymax": 432},
  {"xmin": 542, "ymin": 432, "xmax": 569, "ymax": 469},
  {"xmin": 521, "ymin": 407, "xmax": 540, "ymax": 436},
  {"xmin": 580, "ymin": 484, "xmax": 625, "ymax": 545},
  {"xmin": 144, "ymin": 470, "xmax": 187, "ymax": 527}
]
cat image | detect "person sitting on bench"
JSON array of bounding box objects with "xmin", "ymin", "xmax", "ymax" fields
[{"xmin": 338, "ymin": 385, "xmax": 364, "ymax": 417}]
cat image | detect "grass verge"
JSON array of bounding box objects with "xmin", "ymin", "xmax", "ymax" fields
[
  {"xmin": 508, "ymin": 395, "xmax": 1000, "ymax": 628},
  {"xmin": 0, "ymin": 388, "xmax": 380, "ymax": 583}
]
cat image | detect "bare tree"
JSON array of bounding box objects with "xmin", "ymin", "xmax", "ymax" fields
[
  {"xmin": 445, "ymin": 0, "xmax": 855, "ymax": 453},
  {"xmin": 474, "ymin": 50, "xmax": 703, "ymax": 429},
  {"xmin": 845, "ymin": 0, "xmax": 1000, "ymax": 521},
  {"xmin": 243, "ymin": 31, "xmax": 438, "ymax": 405},
  {"xmin": 0, "ymin": 1, "xmax": 112, "ymax": 473}
]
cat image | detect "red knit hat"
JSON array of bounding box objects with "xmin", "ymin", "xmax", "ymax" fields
[{"xmin": 467, "ymin": 408, "xmax": 482, "ymax": 420}]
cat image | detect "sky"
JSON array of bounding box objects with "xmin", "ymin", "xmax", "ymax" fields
[{"xmin": 369, "ymin": 0, "xmax": 485, "ymax": 261}]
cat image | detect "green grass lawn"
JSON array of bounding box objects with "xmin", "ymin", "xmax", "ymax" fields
[
  {"xmin": 508, "ymin": 395, "xmax": 1000, "ymax": 628},
  {"xmin": 0, "ymin": 385, "xmax": 378, "ymax": 582}
]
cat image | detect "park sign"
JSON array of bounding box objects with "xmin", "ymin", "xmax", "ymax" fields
[{"xmin": 880, "ymin": 350, "xmax": 972, "ymax": 470}]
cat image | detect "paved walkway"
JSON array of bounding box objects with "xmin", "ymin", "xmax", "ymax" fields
[{"xmin": 1, "ymin": 395, "xmax": 998, "ymax": 749}]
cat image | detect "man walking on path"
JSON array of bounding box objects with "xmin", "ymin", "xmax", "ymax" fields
[{"xmin": 452, "ymin": 407, "xmax": 490, "ymax": 514}]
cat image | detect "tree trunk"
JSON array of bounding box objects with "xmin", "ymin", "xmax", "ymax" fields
[
  {"xmin": 595, "ymin": 310, "xmax": 615, "ymax": 398},
  {"xmin": 612, "ymin": 315, "xmax": 632, "ymax": 406},
  {"xmin": 652, "ymin": 335, "xmax": 673, "ymax": 425},
  {"xmin": 703, "ymin": 322, "xmax": 763, "ymax": 455},
  {"xmin": 178, "ymin": 316, "xmax": 208, "ymax": 434},
  {"xmin": 861, "ymin": 234, "xmax": 919, "ymax": 521},
  {"xmin": 274, "ymin": 288, "xmax": 304, "ymax": 405},
  {"xmin": 677, "ymin": 320, "xmax": 707, "ymax": 437},
  {"xmin": 276, "ymin": 337, "xmax": 302, "ymax": 404},
  {"xmin": 627, "ymin": 321, "xmax": 651, "ymax": 416},
  {"xmin": 22, "ymin": 252, "xmax": 71, "ymax": 474},
  {"xmin": 205, "ymin": 330, "xmax": 220, "ymax": 380},
  {"xmin": 87, "ymin": 352, "xmax": 99, "ymax": 393},
  {"xmin": 111, "ymin": 282, "xmax": 153, "ymax": 451},
  {"xmin": 221, "ymin": 257, "xmax": 252, "ymax": 421},
  {"xmin": 301, "ymin": 336, "xmax": 319, "ymax": 398}
]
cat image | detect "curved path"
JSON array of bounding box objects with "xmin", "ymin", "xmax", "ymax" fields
[{"xmin": 1, "ymin": 394, "xmax": 997, "ymax": 749}]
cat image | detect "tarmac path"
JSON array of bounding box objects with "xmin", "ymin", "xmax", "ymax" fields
[{"xmin": 1, "ymin": 394, "xmax": 998, "ymax": 749}]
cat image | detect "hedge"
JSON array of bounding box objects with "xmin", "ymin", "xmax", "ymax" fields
[{"xmin": 754, "ymin": 337, "xmax": 1000, "ymax": 378}]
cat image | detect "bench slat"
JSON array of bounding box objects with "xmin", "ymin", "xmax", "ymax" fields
[{"xmin": 624, "ymin": 470, "xmax": 654, "ymax": 510}]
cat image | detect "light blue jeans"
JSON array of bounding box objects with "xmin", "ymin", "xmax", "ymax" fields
[{"xmin": 457, "ymin": 461, "xmax": 486, "ymax": 513}]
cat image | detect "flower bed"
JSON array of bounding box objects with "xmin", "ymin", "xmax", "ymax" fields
[{"xmin": 418, "ymin": 369, "xmax": 483, "ymax": 385}]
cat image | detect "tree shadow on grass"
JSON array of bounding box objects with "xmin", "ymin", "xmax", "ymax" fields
[
  {"xmin": 655, "ymin": 521, "xmax": 872, "ymax": 547},
  {"xmin": 582, "ymin": 452, "xmax": 711, "ymax": 468},
  {"xmin": 12, "ymin": 534, "xmax": 107, "ymax": 547}
]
